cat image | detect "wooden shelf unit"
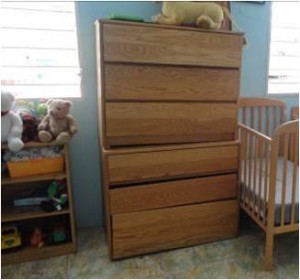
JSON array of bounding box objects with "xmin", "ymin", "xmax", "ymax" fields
[
  {"xmin": 2, "ymin": 207, "xmax": 70, "ymax": 223},
  {"xmin": 1, "ymin": 142, "xmax": 77, "ymax": 265},
  {"xmin": 2, "ymin": 172, "xmax": 66, "ymax": 185},
  {"xmin": 1, "ymin": 243, "xmax": 76, "ymax": 266}
]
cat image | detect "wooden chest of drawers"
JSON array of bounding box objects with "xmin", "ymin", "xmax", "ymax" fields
[{"xmin": 96, "ymin": 20, "xmax": 244, "ymax": 259}]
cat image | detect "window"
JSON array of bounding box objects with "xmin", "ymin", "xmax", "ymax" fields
[
  {"xmin": 1, "ymin": 2, "xmax": 81, "ymax": 98},
  {"xmin": 267, "ymin": 2, "xmax": 299, "ymax": 95}
]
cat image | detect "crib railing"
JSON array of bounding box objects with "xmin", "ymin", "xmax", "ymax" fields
[
  {"xmin": 238, "ymin": 120, "xmax": 299, "ymax": 231},
  {"xmin": 270, "ymin": 120, "xmax": 299, "ymax": 233},
  {"xmin": 238, "ymin": 97, "xmax": 286, "ymax": 137},
  {"xmin": 239, "ymin": 123, "xmax": 272, "ymax": 230}
]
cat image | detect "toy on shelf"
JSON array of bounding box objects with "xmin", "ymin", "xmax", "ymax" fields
[
  {"xmin": 3, "ymin": 146, "xmax": 64, "ymax": 179},
  {"xmin": 1, "ymin": 91, "xmax": 24, "ymax": 152},
  {"xmin": 30, "ymin": 227, "xmax": 44, "ymax": 248},
  {"xmin": 17, "ymin": 102, "xmax": 39, "ymax": 143},
  {"xmin": 38, "ymin": 99, "xmax": 78, "ymax": 143},
  {"xmin": 1, "ymin": 226, "xmax": 22, "ymax": 250},
  {"xmin": 40, "ymin": 180, "xmax": 68, "ymax": 212},
  {"xmin": 50, "ymin": 223, "xmax": 67, "ymax": 244},
  {"xmin": 109, "ymin": 13, "xmax": 144, "ymax": 22},
  {"xmin": 152, "ymin": 2, "xmax": 231, "ymax": 29},
  {"xmin": 13, "ymin": 187, "xmax": 48, "ymax": 207}
]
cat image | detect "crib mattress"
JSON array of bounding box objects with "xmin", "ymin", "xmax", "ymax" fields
[{"xmin": 241, "ymin": 157, "xmax": 299, "ymax": 225}]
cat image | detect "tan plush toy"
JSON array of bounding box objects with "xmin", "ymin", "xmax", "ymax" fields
[
  {"xmin": 38, "ymin": 99, "xmax": 78, "ymax": 143},
  {"xmin": 152, "ymin": 2, "xmax": 229, "ymax": 29}
]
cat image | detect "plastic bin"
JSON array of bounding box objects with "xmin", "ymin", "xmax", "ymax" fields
[{"xmin": 7, "ymin": 157, "xmax": 64, "ymax": 178}]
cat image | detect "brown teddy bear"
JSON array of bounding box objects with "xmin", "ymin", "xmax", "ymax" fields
[{"xmin": 38, "ymin": 99, "xmax": 78, "ymax": 143}]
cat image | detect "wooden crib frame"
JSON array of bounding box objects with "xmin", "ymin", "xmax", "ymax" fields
[{"xmin": 238, "ymin": 97, "xmax": 299, "ymax": 270}]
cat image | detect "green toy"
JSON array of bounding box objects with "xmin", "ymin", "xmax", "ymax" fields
[
  {"xmin": 40, "ymin": 180, "xmax": 68, "ymax": 212},
  {"xmin": 109, "ymin": 13, "xmax": 144, "ymax": 22},
  {"xmin": 36, "ymin": 103, "xmax": 48, "ymax": 118}
]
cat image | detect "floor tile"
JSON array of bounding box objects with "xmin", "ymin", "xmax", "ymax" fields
[
  {"xmin": 1, "ymin": 226, "xmax": 299, "ymax": 279},
  {"xmin": 77, "ymin": 227, "xmax": 108, "ymax": 256},
  {"xmin": 1, "ymin": 255, "xmax": 68, "ymax": 279},
  {"xmin": 150, "ymin": 246, "xmax": 199, "ymax": 275},
  {"xmin": 67, "ymin": 250, "xmax": 169, "ymax": 279}
]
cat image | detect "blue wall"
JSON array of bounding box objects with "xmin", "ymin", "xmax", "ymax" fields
[{"xmin": 71, "ymin": 1, "xmax": 298, "ymax": 228}]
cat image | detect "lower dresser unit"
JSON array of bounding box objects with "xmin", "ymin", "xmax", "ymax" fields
[
  {"xmin": 112, "ymin": 200, "xmax": 238, "ymax": 258},
  {"xmin": 102, "ymin": 142, "xmax": 239, "ymax": 259}
]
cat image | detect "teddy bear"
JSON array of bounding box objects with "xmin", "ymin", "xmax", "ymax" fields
[
  {"xmin": 38, "ymin": 99, "xmax": 78, "ymax": 143},
  {"xmin": 152, "ymin": 2, "xmax": 228, "ymax": 29},
  {"xmin": 1, "ymin": 91, "xmax": 24, "ymax": 152}
]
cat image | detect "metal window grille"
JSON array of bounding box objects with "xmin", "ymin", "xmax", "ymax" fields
[{"xmin": 1, "ymin": 2, "xmax": 81, "ymax": 98}]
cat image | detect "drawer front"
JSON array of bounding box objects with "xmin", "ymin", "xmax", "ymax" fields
[
  {"xmin": 108, "ymin": 145, "xmax": 238, "ymax": 185},
  {"xmin": 103, "ymin": 24, "xmax": 243, "ymax": 68},
  {"xmin": 110, "ymin": 174, "xmax": 237, "ymax": 214},
  {"xmin": 112, "ymin": 200, "xmax": 238, "ymax": 258},
  {"xmin": 106, "ymin": 102, "xmax": 237, "ymax": 146},
  {"xmin": 105, "ymin": 64, "xmax": 239, "ymax": 102}
]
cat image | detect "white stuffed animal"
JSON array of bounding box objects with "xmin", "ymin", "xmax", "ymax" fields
[{"xmin": 1, "ymin": 91, "xmax": 24, "ymax": 152}]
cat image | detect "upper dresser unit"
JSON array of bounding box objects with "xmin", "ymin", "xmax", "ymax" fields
[{"xmin": 96, "ymin": 20, "xmax": 244, "ymax": 148}]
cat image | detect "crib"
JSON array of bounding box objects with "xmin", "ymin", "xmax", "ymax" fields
[{"xmin": 238, "ymin": 97, "xmax": 299, "ymax": 270}]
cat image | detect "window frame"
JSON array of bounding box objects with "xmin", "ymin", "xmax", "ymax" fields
[
  {"xmin": 266, "ymin": 1, "xmax": 299, "ymax": 97},
  {"xmin": 0, "ymin": 2, "xmax": 83, "ymax": 100}
]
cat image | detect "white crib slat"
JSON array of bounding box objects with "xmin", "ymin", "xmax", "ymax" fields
[
  {"xmin": 291, "ymin": 132, "xmax": 298, "ymax": 224},
  {"xmin": 280, "ymin": 133, "xmax": 289, "ymax": 226}
]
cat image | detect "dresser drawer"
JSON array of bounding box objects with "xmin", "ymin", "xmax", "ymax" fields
[
  {"xmin": 106, "ymin": 102, "xmax": 237, "ymax": 146},
  {"xmin": 102, "ymin": 23, "xmax": 243, "ymax": 68},
  {"xmin": 110, "ymin": 174, "xmax": 237, "ymax": 214},
  {"xmin": 107, "ymin": 144, "xmax": 238, "ymax": 185},
  {"xmin": 112, "ymin": 200, "xmax": 238, "ymax": 258},
  {"xmin": 105, "ymin": 64, "xmax": 239, "ymax": 102}
]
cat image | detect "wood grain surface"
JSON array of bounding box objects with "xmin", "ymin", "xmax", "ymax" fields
[
  {"xmin": 110, "ymin": 174, "xmax": 237, "ymax": 214},
  {"xmin": 106, "ymin": 102, "xmax": 237, "ymax": 146},
  {"xmin": 112, "ymin": 200, "xmax": 239, "ymax": 258},
  {"xmin": 103, "ymin": 24, "xmax": 243, "ymax": 67},
  {"xmin": 105, "ymin": 64, "xmax": 239, "ymax": 102},
  {"xmin": 108, "ymin": 144, "xmax": 238, "ymax": 185}
]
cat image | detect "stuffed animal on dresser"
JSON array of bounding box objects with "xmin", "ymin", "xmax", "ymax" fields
[
  {"xmin": 152, "ymin": 2, "xmax": 228, "ymax": 29},
  {"xmin": 1, "ymin": 91, "xmax": 24, "ymax": 152},
  {"xmin": 38, "ymin": 99, "xmax": 78, "ymax": 143}
]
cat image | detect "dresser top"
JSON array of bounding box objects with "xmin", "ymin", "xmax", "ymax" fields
[{"xmin": 96, "ymin": 19, "xmax": 244, "ymax": 36}]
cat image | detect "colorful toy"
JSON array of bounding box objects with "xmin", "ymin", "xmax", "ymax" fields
[
  {"xmin": 52, "ymin": 223, "xmax": 66, "ymax": 243},
  {"xmin": 17, "ymin": 107, "xmax": 39, "ymax": 143},
  {"xmin": 40, "ymin": 180, "xmax": 68, "ymax": 212},
  {"xmin": 1, "ymin": 226, "xmax": 22, "ymax": 250},
  {"xmin": 30, "ymin": 227, "xmax": 44, "ymax": 248},
  {"xmin": 35, "ymin": 103, "xmax": 48, "ymax": 118},
  {"xmin": 38, "ymin": 99, "xmax": 78, "ymax": 143},
  {"xmin": 1, "ymin": 91, "xmax": 24, "ymax": 152},
  {"xmin": 110, "ymin": 14, "xmax": 144, "ymax": 22}
]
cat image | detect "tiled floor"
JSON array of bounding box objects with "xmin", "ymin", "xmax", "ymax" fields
[{"xmin": 1, "ymin": 214, "xmax": 299, "ymax": 279}]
